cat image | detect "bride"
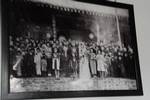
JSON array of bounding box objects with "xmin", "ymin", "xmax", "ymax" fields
[
  {"xmin": 70, "ymin": 42, "xmax": 93, "ymax": 88},
  {"xmin": 79, "ymin": 54, "xmax": 91, "ymax": 80}
]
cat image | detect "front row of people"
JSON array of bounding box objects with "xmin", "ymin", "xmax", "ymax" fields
[
  {"xmin": 13, "ymin": 49, "xmax": 109, "ymax": 79},
  {"xmin": 12, "ymin": 42, "xmax": 134, "ymax": 79}
]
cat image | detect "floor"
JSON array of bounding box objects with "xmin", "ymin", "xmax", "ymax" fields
[{"xmin": 10, "ymin": 77, "xmax": 137, "ymax": 92}]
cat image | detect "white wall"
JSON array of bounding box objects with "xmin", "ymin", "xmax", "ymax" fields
[{"xmin": 1, "ymin": 0, "xmax": 150, "ymax": 100}]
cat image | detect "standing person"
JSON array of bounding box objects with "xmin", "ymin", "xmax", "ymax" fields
[
  {"xmin": 46, "ymin": 43, "xmax": 52, "ymax": 76},
  {"xmin": 63, "ymin": 44, "xmax": 68, "ymax": 58},
  {"xmin": 34, "ymin": 48, "xmax": 42, "ymax": 76},
  {"xmin": 118, "ymin": 50, "xmax": 126, "ymax": 78},
  {"xmin": 103, "ymin": 53, "xmax": 109, "ymax": 77},
  {"xmin": 89, "ymin": 48, "xmax": 97, "ymax": 78},
  {"xmin": 41, "ymin": 52, "xmax": 48, "ymax": 76},
  {"xmin": 67, "ymin": 43, "xmax": 73, "ymax": 75},
  {"xmin": 96, "ymin": 50, "xmax": 106, "ymax": 78},
  {"xmin": 78, "ymin": 42, "xmax": 86, "ymax": 75},
  {"xmin": 75, "ymin": 42, "xmax": 91, "ymax": 80},
  {"xmin": 111, "ymin": 47, "xmax": 119, "ymax": 77},
  {"xmin": 79, "ymin": 54, "xmax": 91, "ymax": 80},
  {"xmin": 21, "ymin": 51, "xmax": 28, "ymax": 77},
  {"xmin": 78, "ymin": 42, "xmax": 86, "ymax": 57},
  {"xmin": 128, "ymin": 46, "xmax": 136, "ymax": 79},
  {"xmin": 21, "ymin": 49, "xmax": 35, "ymax": 77},
  {"xmin": 122, "ymin": 47, "xmax": 128, "ymax": 78},
  {"xmin": 71, "ymin": 48, "xmax": 93, "ymax": 88},
  {"xmin": 105, "ymin": 52, "xmax": 112, "ymax": 76},
  {"xmin": 22, "ymin": 50, "xmax": 31, "ymax": 77},
  {"xmin": 52, "ymin": 48, "xmax": 60, "ymax": 79},
  {"xmin": 28, "ymin": 49, "xmax": 35, "ymax": 77},
  {"xmin": 110, "ymin": 56, "xmax": 115, "ymax": 77},
  {"xmin": 71, "ymin": 41, "xmax": 77, "ymax": 76},
  {"xmin": 62, "ymin": 43, "xmax": 69, "ymax": 76},
  {"xmin": 13, "ymin": 51, "xmax": 23, "ymax": 77},
  {"xmin": 70, "ymin": 45, "xmax": 78, "ymax": 78}
]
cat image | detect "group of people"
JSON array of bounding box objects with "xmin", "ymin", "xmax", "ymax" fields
[{"xmin": 9, "ymin": 34, "xmax": 136, "ymax": 79}]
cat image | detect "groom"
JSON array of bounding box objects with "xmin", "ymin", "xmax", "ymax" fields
[{"xmin": 89, "ymin": 48, "xmax": 97, "ymax": 78}]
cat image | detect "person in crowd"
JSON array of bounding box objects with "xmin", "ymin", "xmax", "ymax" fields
[
  {"xmin": 21, "ymin": 50, "xmax": 29, "ymax": 77},
  {"xmin": 28, "ymin": 49, "xmax": 36, "ymax": 77},
  {"xmin": 89, "ymin": 48, "xmax": 97, "ymax": 78},
  {"xmin": 105, "ymin": 52, "xmax": 112, "ymax": 76},
  {"xmin": 67, "ymin": 42, "xmax": 73, "ymax": 75},
  {"xmin": 52, "ymin": 47, "xmax": 60, "ymax": 79},
  {"xmin": 127, "ymin": 46, "xmax": 136, "ymax": 79},
  {"xmin": 70, "ymin": 44, "xmax": 78, "ymax": 78},
  {"xmin": 71, "ymin": 53, "xmax": 78, "ymax": 78},
  {"xmin": 110, "ymin": 46, "xmax": 119, "ymax": 77},
  {"xmin": 96, "ymin": 50, "xmax": 107, "ymax": 78},
  {"xmin": 63, "ymin": 43, "xmax": 68, "ymax": 58},
  {"xmin": 117, "ymin": 50, "xmax": 126, "ymax": 78},
  {"xmin": 21, "ymin": 49, "xmax": 34, "ymax": 77},
  {"xmin": 103, "ymin": 53, "xmax": 109, "ymax": 77},
  {"xmin": 13, "ymin": 51, "xmax": 23, "ymax": 77},
  {"xmin": 45, "ymin": 43, "xmax": 53, "ymax": 76},
  {"xmin": 41, "ymin": 52, "xmax": 48, "ymax": 76},
  {"xmin": 21, "ymin": 51, "xmax": 27, "ymax": 77},
  {"xmin": 9, "ymin": 36, "xmax": 16, "ymax": 77},
  {"xmin": 34, "ymin": 48, "xmax": 42, "ymax": 76},
  {"xmin": 122, "ymin": 47, "xmax": 128, "ymax": 78},
  {"xmin": 61, "ymin": 43, "xmax": 69, "ymax": 76}
]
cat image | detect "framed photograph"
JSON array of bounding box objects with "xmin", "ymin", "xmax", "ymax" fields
[{"xmin": 1, "ymin": 0, "xmax": 143, "ymax": 99}]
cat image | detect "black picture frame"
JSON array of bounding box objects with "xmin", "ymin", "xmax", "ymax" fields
[{"xmin": 1, "ymin": 0, "xmax": 143, "ymax": 99}]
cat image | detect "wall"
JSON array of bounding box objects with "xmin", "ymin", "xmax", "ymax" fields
[{"xmin": 1, "ymin": 0, "xmax": 150, "ymax": 100}]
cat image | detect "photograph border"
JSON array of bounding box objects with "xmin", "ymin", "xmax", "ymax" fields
[{"xmin": 1, "ymin": 0, "xmax": 143, "ymax": 99}]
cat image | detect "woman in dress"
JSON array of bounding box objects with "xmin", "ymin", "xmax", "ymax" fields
[
  {"xmin": 34, "ymin": 48, "xmax": 42, "ymax": 76},
  {"xmin": 41, "ymin": 52, "xmax": 48, "ymax": 76},
  {"xmin": 71, "ymin": 43, "xmax": 93, "ymax": 88},
  {"xmin": 79, "ymin": 54, "xmax": 91, "ymax": 80}
]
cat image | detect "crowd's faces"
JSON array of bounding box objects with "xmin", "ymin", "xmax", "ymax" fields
[
  {"xmin": 114, "ymin": 47, "xmax": 118, "ymax": 52},
  {"xmin": 29, "ymin": 51, "xmax": 33, "ymax": 55},
  {"xmin": 71, "ymin": 41, "xmax": 76, "ymax": 46},
  {"xmin": 33, "ymin": 42, "xmax": 36, "ymax": 47},
  {"xmin": 10, "ymin": 35, "xmax": 134, "ymax": 61},
  {"xmin": 22, "ymin": 51, "xmax": 25, "ymax": 56},
  {"xmin": 102, "ymin": 52, "xmax": 105, "ymax": 56},
  {"xmin": 36, "ymin": 48, "xmax": 40, "ymax": 53},
  {"xmin": 9, "ymin": 36, "xmax": 12, "ymax": 41},
  {"xmin": 97, "ymin": 50, "xmax": 101, "ymax": 54},
  {"xmin": 118, "ymin": 56, "xmax": 122, "ymax": 61},
  {"xmin": 46, "ymin": 43, "xmax": 50, "ymax": 47},
  {"xmin": 25, "ymin": 39, "xmax": 29, "ymax": 43},
  {"xmin": 108, "ymin": 52, "xmax": 112, "ymax": 57},
  {"xmin": 54, "ymin": 48, "xmax": 57, "ymax": 53},
  {"xmin": 90, "ymin": 49, "xmax": 94, "ymax": 53},
  {"xmin": 17, "ymin": 51, "xmax": 22, "ymax": 56},
  {"xmin": 55, "ymin": 41, "xmax": 59, "ymax": 44},
  {"xmin": 9, "ymin": 39, "xmax": 13, "ymax": 46},
  {"xmin": 75, "ymin": 41, "xmax": 79, "ymax": 45},
  {"xmin": 101, "ymin": 46, "xmax": 104, "ymax": 51}
]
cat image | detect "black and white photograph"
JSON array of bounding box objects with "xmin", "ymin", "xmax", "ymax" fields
[{"xmin": 1, "ymin": 0, "xmax": 143, "ymax": 99}]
